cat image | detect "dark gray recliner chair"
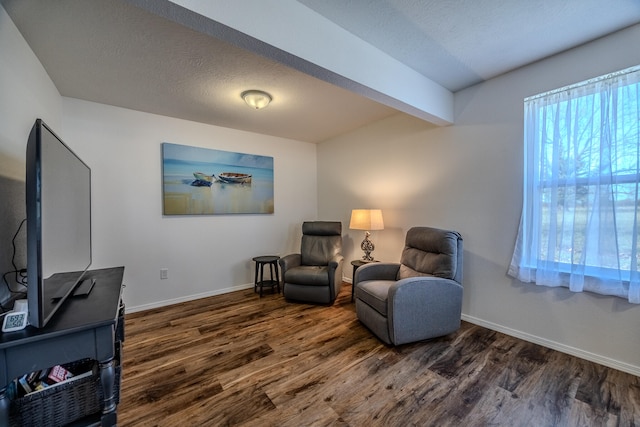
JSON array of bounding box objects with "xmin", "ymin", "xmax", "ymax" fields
[
  {"xmin": 279, "ymin": 221, "xmax": 344, "ymax": 304},
  {"xmin": 354, "ymin": 226, "xmax": 463, "ymax": 345}
]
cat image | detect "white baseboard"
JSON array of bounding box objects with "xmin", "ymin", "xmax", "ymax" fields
[
  {"xmin": 125, "ymin": 283, "xmax": 255, "ymax": 313},
  {"xmin": 462, "ymin": 314, "xmax": 640, "ymax": 377}
]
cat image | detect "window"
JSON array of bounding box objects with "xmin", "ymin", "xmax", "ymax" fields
[{"xmin": 509, "ymin": 66, "xmax": 640, "ymax": 303}]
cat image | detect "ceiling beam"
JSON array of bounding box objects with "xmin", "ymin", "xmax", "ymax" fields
[{"xmin": 129, "ymin": 0, "xmax": 453, "ymax": 126}]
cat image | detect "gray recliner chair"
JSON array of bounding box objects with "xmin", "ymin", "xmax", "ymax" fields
[
  {"xmin": 354, "ymin": 226, "xmax": 463, "ymax": 345},
  {"xmin": 279, "ymin": 221, "xmax": 344, "ymax": 304}
]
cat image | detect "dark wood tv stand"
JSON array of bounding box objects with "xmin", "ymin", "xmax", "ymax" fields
[{"xmin": 0, "ymin": 266, "xmax": 125, "ymax": 426}]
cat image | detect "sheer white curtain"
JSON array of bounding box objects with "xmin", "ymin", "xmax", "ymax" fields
[{"xmin": 509, "ymin": 66, "xmax": 640, "ymax": 303}]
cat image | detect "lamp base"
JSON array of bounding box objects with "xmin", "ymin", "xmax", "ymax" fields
[{"xmin": 361, "ymin": 231, "xmax": 375, "ymax": 262}]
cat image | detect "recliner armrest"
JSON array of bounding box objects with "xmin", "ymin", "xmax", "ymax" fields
[
  {"xmin": 354, "ymin": 262, "xmax": 400, "ymax": 284},
  {"xmin": 387, "ymin": 277, "xmax": 463, "ymax": 345},
  {"xmin": 390, "ymin": 276, "xmax": 463, "ymax": 299},
  {"xmin": 279, "ymin": 253, "xmax": 301, "ymax": 273}
]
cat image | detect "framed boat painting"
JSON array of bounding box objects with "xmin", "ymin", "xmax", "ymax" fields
[{"xmin": 162, "ymin": 142, "xmax": 274, "ymax": 215}]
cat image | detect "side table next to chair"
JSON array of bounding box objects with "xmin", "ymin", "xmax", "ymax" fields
[{"xmin": 253, "ymin": 255, "xmax": 281, "ymax": 297}]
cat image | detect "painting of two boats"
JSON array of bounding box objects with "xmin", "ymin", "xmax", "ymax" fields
[
  {"xmin": 192, "ymin": 171, "xmax": 252, "ymax": 186},
  {"xmin": 162, "ymin": 142, "xmax": 274, "ymax": 215}
]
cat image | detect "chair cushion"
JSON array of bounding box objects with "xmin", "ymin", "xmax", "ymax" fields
[
  {"xmin": 356, "ymin": 280, "xmax": 394, "ymax": 316},
  {"xmin": 301, "ymin": 235, "xmax": 342, "ymax": 266},
  {"xmin": 285, "ymin": 266, "xmax": 330, "ymax": 286},
  {"xmin": 398, "ymin": 227, "xmax": 460, "ymax": 280},
  {"xmin": 299, "ymin": 221, "xmax": 342, "ymax": 266},
  {"xmin": 398, "ymin": 264, "xmax": 435, "ymax": 280}
]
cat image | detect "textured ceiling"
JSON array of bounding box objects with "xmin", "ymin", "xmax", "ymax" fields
[
  {"xmin": 2, "ymin": 0, "xmax": 640, "ymax": 142},
  {"xmin": 300, "ymin": 0, "xmax": 640, "ymax": 92},
  {"xmin": 1, "ymin": 0, "xmax": 397, "ymax": 142}
]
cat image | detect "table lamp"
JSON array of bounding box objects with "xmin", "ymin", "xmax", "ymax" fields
[{"xmin": 349, "ymin": 209, "xmax": 384, "ymax": 261}]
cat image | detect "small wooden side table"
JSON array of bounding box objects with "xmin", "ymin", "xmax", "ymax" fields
[{"xmin": 253, "ymin": 255, "xmax": 280, "ymax": 297}]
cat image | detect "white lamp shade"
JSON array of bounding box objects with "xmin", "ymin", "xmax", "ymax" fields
[{"xmin": 349, "ymin": 209, "xmax": 384, "ymax": 231}]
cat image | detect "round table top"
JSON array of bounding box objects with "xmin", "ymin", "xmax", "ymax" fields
[
  {"xmin": 253, "ymin": 255, "xmax": 280, "ymax": 263},
  {"xmin": 351, "ymin": 259, "xmax": 377, "ymax": 267}
]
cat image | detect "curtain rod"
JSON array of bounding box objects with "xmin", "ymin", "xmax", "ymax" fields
[{"xmin": 525, "ymin": 64, "xmax": 640, "ymax": 102}]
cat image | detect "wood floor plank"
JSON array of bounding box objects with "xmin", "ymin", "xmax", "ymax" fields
[{"xmin": 118, "ymin": 284, "xmax": 640, "ymax": 426}]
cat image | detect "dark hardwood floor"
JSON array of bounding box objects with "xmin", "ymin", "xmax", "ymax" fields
[{"xmin": 118, "ymin": 283, "xmax": 640, "ymax": 426}]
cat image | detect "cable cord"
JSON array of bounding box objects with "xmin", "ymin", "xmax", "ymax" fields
[{"xmin": 2, "ymin": 219, "xmax": 28, "ymax": 312}]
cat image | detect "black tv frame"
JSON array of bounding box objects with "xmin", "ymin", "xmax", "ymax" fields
[{"xmin": 25, "ymin": 119, "xmax": 92, "ymax": 328}]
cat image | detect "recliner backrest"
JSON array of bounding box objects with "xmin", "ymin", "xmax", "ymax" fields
[
  {"xmin": 300, "ymin": 221, "xmax": 342, "ymax": 266},
  {"xmin": 398, "ymin": 227, "xmax": 463, "ymax": 283}
]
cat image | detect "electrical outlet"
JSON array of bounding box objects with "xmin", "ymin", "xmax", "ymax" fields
[{"xmin": 160, "ymin": 268, "xmax": 168, "ymax": 280}]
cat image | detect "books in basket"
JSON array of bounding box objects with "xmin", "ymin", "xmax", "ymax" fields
[
  {"xmin": 12, "ymin": 363, "xmax": 95, "ymax": 398},
  {"xmin": 48, "ymin": 365, "xmax": 73, "ymax": 383}
]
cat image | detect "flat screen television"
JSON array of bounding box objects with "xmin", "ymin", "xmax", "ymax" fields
[{"xmin": 26, "ymin": 119, "xmax": 92, "ymax": 328}]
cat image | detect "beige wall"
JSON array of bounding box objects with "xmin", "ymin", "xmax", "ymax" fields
[
  {"xmin": 0, "ymin": 5, "xmax": 62, "ymax": 303},
  {"xmin": 62, "ymin": 99, "xmax": 318, "ymax": 310},
  {"xmin": 318, "ymin": 24, "xmax": 640, "ymax": 374},
  {"xmin": 0, "ymin": 5, "xmax": 62, "ymax": 181}
]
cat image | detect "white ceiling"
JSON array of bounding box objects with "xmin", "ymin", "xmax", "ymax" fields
[
  {"xmin": 3, "ymin": 0, "xmax": 640, "ymax": 143},
  {"xmin": 300, "ymin": 0, "xmax": 640, "ymax": 92}
]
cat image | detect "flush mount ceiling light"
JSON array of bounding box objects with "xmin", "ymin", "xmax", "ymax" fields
[{"xmin": 241, "ymin": 90, "xmax": 272, "ymax": 110}]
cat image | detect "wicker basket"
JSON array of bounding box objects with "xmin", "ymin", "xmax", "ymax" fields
[{"xmin": 9, "ymin": 356, "xmax": 121, "ymax": 427}]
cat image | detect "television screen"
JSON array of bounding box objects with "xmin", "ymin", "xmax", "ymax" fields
[{"xmin": 26, "ymin": 119, "xmax": 92, "ymax": 328}]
